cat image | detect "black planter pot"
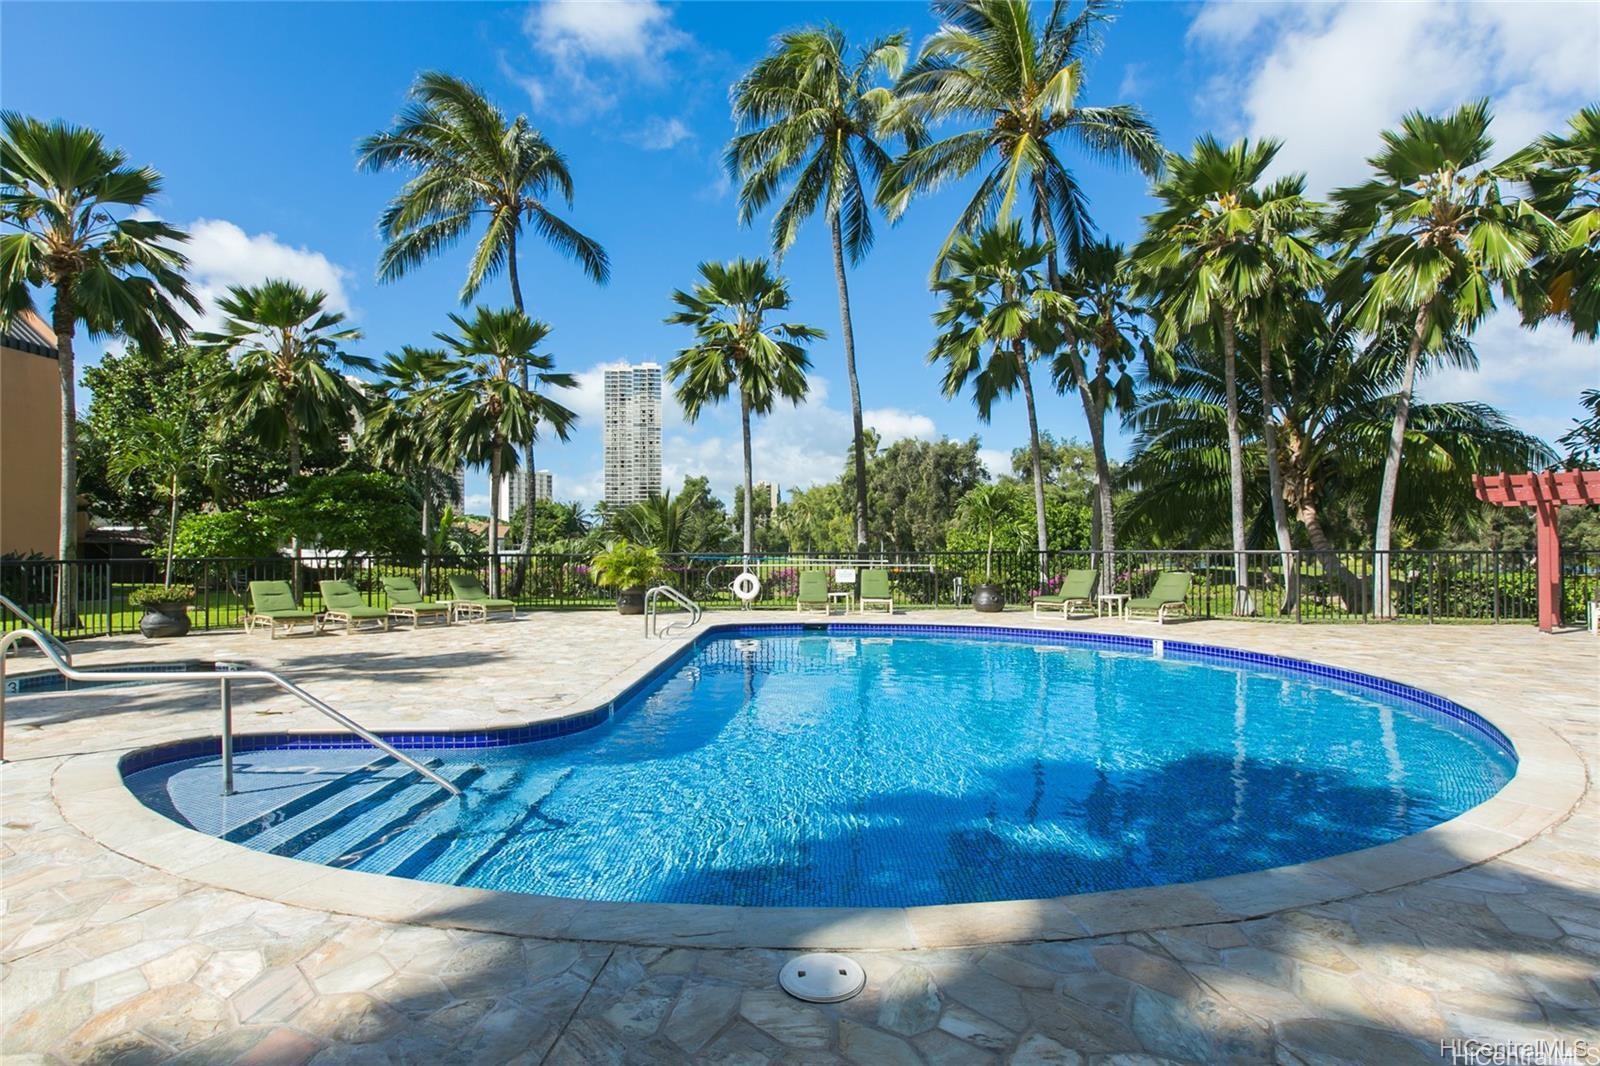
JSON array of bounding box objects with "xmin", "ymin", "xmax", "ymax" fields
[
  {"xmin": 972, "ymin": 583, "xmax": 1006, "ymax": 613},
  {"xmin": 139, "ymin": 603, "xmax": 192, "ymax": 639},
  {"xmin": 616, "ymin": 588, "xmax": 646, "ymax": 615}
]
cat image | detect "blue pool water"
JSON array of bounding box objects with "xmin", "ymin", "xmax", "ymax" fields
[{"xmin": 125, "ymin": 628, "xmax": 1515, "ymax": 908}]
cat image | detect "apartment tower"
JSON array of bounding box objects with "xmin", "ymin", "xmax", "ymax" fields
[{"xmin": 603, "ymin": 364, "xmax": 662, "ymax": 508}]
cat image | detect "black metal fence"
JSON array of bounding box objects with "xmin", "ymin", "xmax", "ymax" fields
[{"xmin": 4, "ymin": 547, "xmax": 1596, "ymax": 640}]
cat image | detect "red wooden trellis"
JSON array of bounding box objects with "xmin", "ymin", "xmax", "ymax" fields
[{"xmin": 1472, "ymin": 470, "xmax": 1600, "ymax": 632}]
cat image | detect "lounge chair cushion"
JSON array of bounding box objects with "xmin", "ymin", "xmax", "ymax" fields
[
  {"xmin": 446, "ymin": 575, "xmax": 514, "ymax": 608},
  {"xmin": 1034, "ymin": 569, "xmax": 1096, "ymax": 604},
  {"xmin": 796, "ymin": 572, "xmax": 829, "ymax": 603},
  {"xmin": 859, "ymin": 570, "xmax": 891, "ymax": 600},
  {"xmin": 1129, "ymin": 572, "xmax": 1192, "ymax": 610},
  {"xmin": 248, "ymin": 581, "xmax": 311, "ymax": 617}
]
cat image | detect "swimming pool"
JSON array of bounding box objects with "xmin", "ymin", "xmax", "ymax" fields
[{"xmin": 123, "ymin": 625, "xmax": 1515, "ymax": 908}]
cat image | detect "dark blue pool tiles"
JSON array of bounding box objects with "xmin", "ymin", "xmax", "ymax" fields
[
  {"xmin": 117, "ymin": 620, "xmax": 1513, "ymax": 778},
  {"xmin": 5, "ymin": 660, "xmax": 217, "ymax": 695}
]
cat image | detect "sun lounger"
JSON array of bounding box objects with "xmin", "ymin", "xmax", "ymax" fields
[
  {"xmin": 858, "ymin": 569, "xmax": 893, "ymax": 614},
  {"xmin": 380, "ymin": 576, "xmax": 453, "ymax": 627},
  {"xmin": 319, "ymin": 579, "xmax": 391, "ymax": 634},
  {"xmin": 244, "ymin": 580, "xmax": 321, "ymax": 639},
  {"xmin": 1032, "ymin": 569, "xmax": 1097, "ymax": 619},
  {"xmin": 795, "ymin": 571, "xmax": 831, "ymax": 614},
  {"xmin": 446, "ymin": 574, "xmax": 517, "ymax": 622},
  {"xmin": 1127, "ymin": 571, "xmax": 1193, "ymax": 623}
]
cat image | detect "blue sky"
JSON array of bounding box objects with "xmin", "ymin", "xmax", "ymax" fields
[{"xmin": 4, "ymin": 1, "xmax": 1595, "ymax": 510}]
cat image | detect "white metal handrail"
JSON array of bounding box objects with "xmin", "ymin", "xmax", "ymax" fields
[
  {"xmin": 0, "ymin": 623, "xmax": 459, "ymax": 797},
  {"xmin": 644, "ymin": 585, "xmax": 701, "ymax": 639},
  {"xmin": 0, "ymin": 593, "xmax": 72, "ymax": 666}
]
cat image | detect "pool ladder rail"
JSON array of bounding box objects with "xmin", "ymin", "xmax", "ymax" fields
[
  {"xmin": 0, "ymin": 593, "xmax": 459, "ymax": 798},
  {"xmin": 644, "ymin": 585, "xmax": 702, "ymax": 639}
]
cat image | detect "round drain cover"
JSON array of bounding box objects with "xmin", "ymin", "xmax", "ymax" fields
[{"xmin": 779, "ymin": 953, "xmax": 865, "ymax": 1003}]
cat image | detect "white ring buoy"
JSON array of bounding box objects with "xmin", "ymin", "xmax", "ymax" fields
[{"xmin": 731, "ymin": 572, "xmax": 762, "ymax": 601}]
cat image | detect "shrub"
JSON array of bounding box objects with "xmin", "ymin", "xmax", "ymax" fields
[
  {"xmin": 168, "ymin": 510, "xmax": 279, "ymax": 560},
  {"xmin": 589, "ymin": 541, "xmax": 666, "ymax": 590},
  {"xmin": 126, "ymin": 584, "xmax": 196, "ymax": 608}
]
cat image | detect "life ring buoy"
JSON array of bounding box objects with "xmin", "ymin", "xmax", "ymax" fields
[{"xmin": 731, "ymin": 572, "xmax": 762, "ymax": 602}]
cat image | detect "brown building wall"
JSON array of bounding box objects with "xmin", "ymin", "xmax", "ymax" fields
[{"xmin": 0, "ymin": 341, "xmax": 63, "ymax": 556}]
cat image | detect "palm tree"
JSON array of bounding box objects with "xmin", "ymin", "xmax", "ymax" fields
[
  {"xmin": 880, "ymin": 0, "xmax": 1160, "ymax": 277},
  {"xmin": 617, "ymin": 487, "xmax": 701, "ymax": 554},
  {"xmin": 359, "ymin": 71, "xmax": 609, "ymax": 565},
  {"xmin": 665, "ymin": 259, "xmax": 821, "ymax": 556},
  {"xmin": 728, "ymin": 26, "xmax": 915, "ymax": 552},
  {"xmin": 1124, "ymin": 305, "xmax": 1553, "ymax": 607},
  {"xmin": 198, "ymin": 279, "xmax": 369, "ymax": 480},
  {"xmin": 1048, "ymin": 239, "xmax": 1154, "ymax": 583},
  {"xmin": 930, "ymin": 222, "xmax": 1065, "ymax": 572},
  {"xmin": 1, "ymin": 113, "xmax": 198, "ymax": 624},
  {"xmin": 364, "ymin": 346, "xmax": 462, "ymax": 595},
  {"xmin": 1503, "ymin": 105, "xmax": 1600, "ymax": 339},
  {"xmin": 1133, "ymin": 136, "xmax": 1312, "ymax": 614},
  {"xmin": 427, "ymin": 307, "xmax": 578, "ymax": 594},
  {"xmin": 108, "ymin": 415, "xmax": 216, "ymax": 587},
  {"xmin": 1325, "ymin": 100, "xmax": 1547, "ymax": 613}
]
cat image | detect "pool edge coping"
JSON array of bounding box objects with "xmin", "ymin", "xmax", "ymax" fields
[{"xmin": 52, "ymin": 615, "xmax": 1590, "ymax": 950}]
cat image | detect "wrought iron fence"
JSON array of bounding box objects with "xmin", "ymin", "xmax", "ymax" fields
[{"xmin": 1, "ymin": 547, "xmax": 1592, "ymax": 640}]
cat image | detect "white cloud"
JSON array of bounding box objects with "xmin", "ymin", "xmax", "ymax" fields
[
  {"xmin": 1188, "ymin": 1, "xmax": 1599, "ymax": 194},
  {"xmin": 515, "ymin": 0, "xmax": 691, "ymax": 117},
  {"xmin": 180, "ymin": 218, "xmax": 355, "ymax": 331},
  {"xmin": 1418, "ymin": 309, "xmax": 1597, "ymax": 444},
  {"xmin": 864, "ymin": 408, "xmax": 937, "ymax": 442},
  {"xmin": 626, "ymin": 116, "xmax": 694, "ymax": 151},
  {"xmin": 977, "ymin": 448, "xmax": 1012, "ymax": 482}
]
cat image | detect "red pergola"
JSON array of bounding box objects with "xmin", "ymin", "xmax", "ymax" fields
[{"xmin": 1473, "ymin": 470, "xmax": 1600, "ymax": 631}]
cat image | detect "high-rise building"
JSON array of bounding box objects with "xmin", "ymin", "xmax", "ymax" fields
[
  {"xmin": 452, "ymin": 465, "xmax": 468, "ymax": 509},
  {"xmin": 603, "ymin": 364, "xmax": 662, "ymax": 507},
  {"xmin": 496, "ymin": 469, "xmax": 554, "ymax": 516}
]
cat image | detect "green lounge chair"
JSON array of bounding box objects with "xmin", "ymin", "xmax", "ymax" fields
[
  {"xmin": 380, "ymin": 576, "xmax": 452, "ymax": 628},
  {"xmin": 319, "ymin": 580, "xmax": 391, "ymax": 634},
  {"xmin": 795, "ymin": 571, "xmax": 831, "ymax": 614},
  {"xmin": 858, "ymin": 569, "xmax": 893, "ymax": 614},
  {"xmin": 244, "ymin": 580, "xmax": 321, "ymax": 639},
  {"xmin": 1032, "ymin": 569, "xmax": 1097, "ymax": 620},
  {"xmin": 1128, "ymin": 571, "xmax": 1193, "ymax": 623},
  {"xmin": 446, "ymin": 574, "xmax": 517, "ymax": 623}
]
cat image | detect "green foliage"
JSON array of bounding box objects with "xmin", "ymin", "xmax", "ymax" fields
[
  {"xmin": 948, "ymin": 482, "xmax": 1092, "ymax": 577},
  {"xmin": 615, "ymin": 481, "xmax": 732, "ymax": 553},
  {"xmin": 863, "ymin": 434, "xmax": 989, "ymax": 551},
  {"xmin": 256, "ymin": 473, "xmax": 424, "ymax": 556},
  {"xmin": 1559, "ymin": 389, "xmax": 1600, "ymax": 467},
  {"xmin": 168, "ymin": 510, "xmax": 279, "ymax": 560},
  {"xmin": 589, "ymin": 541, "xmax": 666, "ymax": 590},
  {"xmin": 126, "ymin": 584, "xmax": 195, "ymax": 608}
]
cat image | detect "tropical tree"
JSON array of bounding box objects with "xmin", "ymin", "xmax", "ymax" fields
[
  {"xmin": 108, "ymin": 415, "xmax": 216, "ymax": 587},
  {"xmin": 728, "ymin": 26, "xmax": 915, "ymax": 551},
  {"xmin": 1, "ymin": 113, "xmax": 198, "ymax": 624},
  {"xmin": 880, "ymin": 0, "xmax": 1161, "ymax": 277},
  {"xmin": 665, "ymin": 259, "xmax": 822, "ymax": 556},
  {"xmin": 1503, "ymin": 105, "xmax": 1600, "ymax": 339},
  {"xmin": 1325, "ymin": 100, "xmax": 1548, "ymax": 612},
  {"xmin": 1123, "ymin": 306, "xmax": 1553, "ymax": 605},
  {"xmin": 359, "ymin": 71, "xmax": 608, "ymax": 562},
  {"xmin": 616, "ymin": 488, "xmax": 703, "ymax": 554},
  {"xmin": 426, "ymin": 307, "xmax": 578, "ymax": 594},
  {"xmin": 364, "ymin": 346, "xmax": 461, "ymax": 595},
  {"xmin": 957, "ymin": 481, "xmax": 1019, "ymax": 583},
  {"xmin": 1048, "ymin": 239, "xmax": 1154, "ymax": 581},
  {"xmin": 1133, "ymin": 136, "xmax": 1320, "ymax": 613},
  {"xmin": 929, "ymin": 222, "xmax": 1064, "ymax": 571},
  {"xmin": 198, "ymin": 279, "xmax": 368, "ymax": 480}
]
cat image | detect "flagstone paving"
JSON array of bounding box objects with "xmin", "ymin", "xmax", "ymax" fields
[{"xmin": 2, "ymin": 610, "xmax": 1596, "ymax": 1063}]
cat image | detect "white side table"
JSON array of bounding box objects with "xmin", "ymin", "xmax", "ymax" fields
[
  {"xmin": 1096, "ymin": 593, "xmax": 1129, "ymax": 620},
  {"xmin": 827, "ymin": 591, "xmax": 854, "ymax": 615}
]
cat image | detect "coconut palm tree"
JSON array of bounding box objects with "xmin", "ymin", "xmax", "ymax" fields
[
  {"xmin": 1502, "ymin": 105, "xmax": 1600, "ymax": 339},
  {"xmin": 665, "ymin": 259, "xmax": 822, "ymax": 556},
  {"xmin": 1325, "ymin": 100, "xmax": 1548, "ymax": 613},
  {"xmin": 1124, "ymin": 308, "xmax": 1552, "ymax": 607},
  {"xmin": 199, "ymin": 280, "xmax": 369, "ymax": 479},
  {"xmin": 728, "ymin": 26, "xmax": 916, "ymax": 552},
  {"xmin": 1, "ymin": 113, "xmax": 199, "ymax": 624},
  {"xmin": 359, "ymin": 71, "xmax": 608, "ymax": 565},
  {"xmin": 1133, "ymin": 136, "xmax": 1315, "ymax": 614},
  {"xmin": 880, "ymin": 0, "xmax": 1160, "ymax": 276},
  {"xmin": 427, "ymin": 307, "xmax": 578, "ymax": 594},
  {"xmin": 930, "ymin": 222, "xmax": 1066, "ymax": 572},
  {"xmin": 364, "ymin": 346, "xmax": 462, "ymax": 595},
  {"xmin": 1048, "ymin": 239, "xmax": 1155, "ymax": 583}
]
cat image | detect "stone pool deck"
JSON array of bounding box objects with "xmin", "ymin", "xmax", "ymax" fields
[{"xmin": 2, "ymin": 610, "xmax": 1596, "ymax": 1063}]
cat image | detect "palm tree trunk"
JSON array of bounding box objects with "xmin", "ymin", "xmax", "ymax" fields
[
  {"xmin": 52, "ymin": 290, "xmax": 79, "ymax": 629},
  {"xmin": 164, "ymin": 473, "xmax": 179, "ymax": 587},
  {"xmin": 420, "ymin": 482, "xmax": 433, "ymax": 598},
  {"xmin": 1372, "ymin": 302, "xmax": 1432, "ymax": 618},
  {"xmin": 1298, "ymin": 497, "xmax": 1364, "ymax": 613},
  {"xmin": 1258, "ymin": 329, "xmax": 1297, "ymax": 613},
  {"xmin": 1076, "ymin": 371, "xmax": 1116, "ymax": 590},
  {"xmin": 488, "ymin": 442, "xmax": 503, "ymax": 597},
  {"xmin": 1016, "ymin": 346, "xmax": 1049, "ymax": 581},
  {"xmin": 507, "ymin": 227, "xmax": 537, "ymax": 593},
  {"xmin": 740, "ymin": 390, "xmax": 755, "ymax": 559},
  {"xmin": 287, "ymin": 424, "xmax": 303, "ymax": 598},
  {"xmin": 830, "ymin": 213, "xmax": 870, "ymax": 553},
  {"xmin": 1218, "ymin": 308, "xmax": 1250, "ymax": 615}
]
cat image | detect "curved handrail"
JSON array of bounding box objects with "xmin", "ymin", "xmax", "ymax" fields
[
  {"xmin": 644, "ymin": 585, "xmax": 701, "ymax": 639},
  {"xmin": 0, "ymin": 592, "xmax": 72, "ymax": 666},
  {"xmin": 0, "ymin": 627, "xmax": 459, "ymax": 796}
]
